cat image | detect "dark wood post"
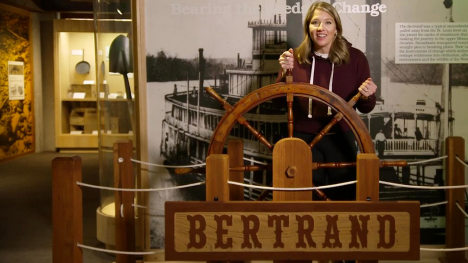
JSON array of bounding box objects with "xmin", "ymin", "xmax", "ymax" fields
[
  {"xmin": 52, "ymin": 156, "xmax": 83, "ymax": 263},
  {"xmin": 441, "ymin": 137, "xmax": 467, "ymax": 263},
  {"xmin": 228, "ymin": 139, "xmax": 244, "ymax": 201},
  {"xmin": 114, "ymin": 140, "xmax": 136, "ymax": 263},
  {"xmin": 356, "ymin": 153, "xmax": 380, "ymax": 263}
]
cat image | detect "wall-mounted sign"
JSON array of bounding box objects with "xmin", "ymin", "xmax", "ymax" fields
[
  {"xmin": 8, "ymin": 61, "xmax": 25, "ymax": 100},
  {"xmin": 165, "ymin": 201, "xmax": 420, "ymax": 261}
]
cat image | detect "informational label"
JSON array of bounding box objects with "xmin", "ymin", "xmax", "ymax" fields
[
  {"xmin": 72, "ymin": 92, "xmax": 86, "ymax": 99},
  {"xmin": 395, "ymin": 23, "xmax": 468, "ymax": 64},
  {"xmin": 8, "ymin": 61, "xmax": 25, "ymax": 100},
  {"xmin": 71, "ymin": 49, "xmax": 83, "ymax": 56}
]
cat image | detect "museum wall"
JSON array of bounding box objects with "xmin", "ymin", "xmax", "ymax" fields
[{"xmin": 0, "ymin": 4, "xmax": 35, "ymax": 160}]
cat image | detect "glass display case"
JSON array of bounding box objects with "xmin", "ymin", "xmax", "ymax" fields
[
  {"xmin": 53, "ymin": 19, "xmax": 133, "ymax": 150},
  {"xmin": 93, "ymin": 0, "xmax": 138, "ymax": 249},
  {"xmin": 54, "ymin": 13, "xmax": 135, "ymax": 247}
]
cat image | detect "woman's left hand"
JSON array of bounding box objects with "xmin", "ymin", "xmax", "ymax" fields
[{"xmin": 358, "ymin": 78, "xmax": 377, "ymax": 98}]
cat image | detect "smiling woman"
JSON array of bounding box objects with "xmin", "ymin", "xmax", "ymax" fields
[{"xmin": 277, "ymin": 2, "xmax": 377, "ymax": 207}]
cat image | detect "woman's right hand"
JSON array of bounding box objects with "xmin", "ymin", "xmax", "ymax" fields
[{"xmin": 279, "ymin": 48, "xmax": 294, "ymax": 73}]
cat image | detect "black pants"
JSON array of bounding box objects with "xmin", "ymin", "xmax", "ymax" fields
[
  {"xmin": 294, "ymin": 130, "xmax": 358, "ymax": 201},
  {"xmin": 377, "ymin": 141, "xmax": 385, "ymax": 158}
]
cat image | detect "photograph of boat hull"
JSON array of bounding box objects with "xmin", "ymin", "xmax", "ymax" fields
[{"xmin": 144, "ymin": 0, "xmax": 468, "ymax": 248}]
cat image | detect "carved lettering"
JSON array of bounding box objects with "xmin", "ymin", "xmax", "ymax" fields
[
  {"xmin": 323, "ymin": 215, "xmax": 342, "ymax": 248},
  {"xmin": 214, "ymin": 215, "xmax": 233, "ymax": 249},
  {"xmin": 268, "ymin": 215, "xmax": 289, "ymax": 248},
  {"xmin": 241, "ymin": 215, "xmax": 262, "ymax": 248},
  {"xmin": 349, "ymin": 215, "xmax": 370, "ymax": 249},
  {"xmin": 187, "ymin": 214, "xmax": 206, "ymax": 249},
  {"xmin": 296, "ymin": 215, "xmax": 316, "ymax": 248},
  {"xmin": 377, "ymin": 215, "xmax": 397, "ymax": 249}
]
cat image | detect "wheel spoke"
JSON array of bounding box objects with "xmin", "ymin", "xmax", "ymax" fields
[
  {"xmin": 312, "ymin": 161, "xmax": 408, "ymax": 169},
  {"xmin": 308, "ymin": 112, "xmax": 343, "ymax": 148},
  {"xmin": 312, "ymin": 162, "xmax": 356, "ymax": 169},
  {"xmin": 287, "ymin": 93, "xmax": 294, "ymax": 138},
  {"xmin": 205, "ymin": 87, "xmax": 234, "ymax": 112},
  {"xmin": 308, "ymin": 91, "xmax": 363, "ymax": 149},
  {"xmin": 174, "ymin": 167, "xmax": 206, "ymax": 174},
  {"xmin": 230, "ymin": 165, "xmax": 271, "ymax": 172},
  {"xmin": 313, "ymin": 184, "xmax": 332, "ymax": 201},
  {"xmin": 238, "ymin": 116, "xmax": 273, "ymax": 150},
  {"xmin": 380, "ymin": 160, "xmax": 407, "ymax": 167}
]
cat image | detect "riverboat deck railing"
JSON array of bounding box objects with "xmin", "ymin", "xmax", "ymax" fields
[{"xmin": 375, "ymin": 138, "xmax": 437, "ymax": 156}]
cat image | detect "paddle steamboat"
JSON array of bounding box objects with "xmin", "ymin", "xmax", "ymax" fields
[{"xmin": 160, "ymin": 12, "xmax": 290, "ymax": 201}]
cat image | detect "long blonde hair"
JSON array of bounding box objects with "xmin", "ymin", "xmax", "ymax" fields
[{"xmin": 296, "ymin": 1, "xmax": 349, "ymax": 65}]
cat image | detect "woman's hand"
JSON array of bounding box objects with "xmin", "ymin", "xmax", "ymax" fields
[
  {"xmin": 358, "ymin": 78, "xmax": 377, "ymax": 99},
  {"xmin": 279, "ymin": 48, "xmax": 294, "ymax": 73}
]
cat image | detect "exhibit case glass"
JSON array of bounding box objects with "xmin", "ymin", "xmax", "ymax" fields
[{"xmin": 93, "ymin": 0, "xmax": 137, "ymax": 248}]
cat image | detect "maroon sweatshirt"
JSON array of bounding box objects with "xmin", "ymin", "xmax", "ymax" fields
[{"xmin": 276, "ymin": 44, "xmax": 376, "ymax": 134}]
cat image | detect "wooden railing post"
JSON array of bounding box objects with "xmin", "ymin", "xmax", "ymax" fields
[
  {"xmin": 228, "ymin": 139, "xmax": 244, "ymax": 201},
  {"xmin": 206, "ymin": 154, "xmax": 230, "ymax": 202},
  {"xmin": 205, "ymin": 154, "xmax": 230, "ymax": 263},
  {"xmin": 52, "ymin": 156, "xmax": 83, "ymax": 263},
  {"xmin": 356, "ymin": 153, "xmax": 380, "ymax": 263},
  {"xmin": 441, "ymin": 136, "xmax": 467, "ymax": 263},
  {"xmin": 114, "ymin": 140, "xmax": 136, "ymax": 263}
]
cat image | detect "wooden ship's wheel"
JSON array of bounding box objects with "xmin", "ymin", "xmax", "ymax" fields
[
  {"xmin": 166, "ymin": 79, "xmax": 420, "ymax": 262},
  {"xmin": 202, "ymin": 77, "xmax": 404, "ymax": 201},
  {"xmin": 206, "ymin": 82, "xmax": 374, "ymax": 155}
]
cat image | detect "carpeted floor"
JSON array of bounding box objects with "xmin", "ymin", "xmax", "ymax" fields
[{"xmin": 0, "ymin": 152, "xmax": 115, "ymax": 263}]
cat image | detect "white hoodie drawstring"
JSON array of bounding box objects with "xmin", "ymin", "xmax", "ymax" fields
[{"xmin": 308, "ymin": 55, "xmax": 334, "ymax": 118}]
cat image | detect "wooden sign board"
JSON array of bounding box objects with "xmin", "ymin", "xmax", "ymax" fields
[{"xmin": 165, "ymin": 201, "xmax": 420, "ymax": 261}]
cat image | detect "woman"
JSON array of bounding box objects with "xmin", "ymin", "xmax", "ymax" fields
[{"xmin": 277, "ymin": 2, "xmax": 377, "ymax": 202}]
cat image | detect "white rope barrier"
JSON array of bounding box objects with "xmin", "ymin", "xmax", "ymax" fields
[
  {"xmin": 456, "ymin": 156, "xmax": 468, "ymax": 168},
  {"xmin": 228, "ymin": 180, "xmax": 356, "ymax": 191},
  {"xmin": 420, "ymin": 201, "xmax": 448, "ymax": 208},
  {"xmin": 133, "ymin": 204, "xmax": 149, "ymax": 209},
  {"xmin": 407, "ymin": 155, "xmax": 447, "ymax": 165},
  {"xmin": 76, "ymin": 181, "xmax": 205, "ymax": 192},
  {"xmin": 379, "ymin": 180, "xmax": 468, "ymax": 190},
  {"xmin": 131, "ymin": 158, "xmax": 206, "ymax": 168},
  {"xmin": 456, "ymin": 202, "xmax": 468, "ymax": 218},
  {"xmin": 77, "ymin": 243, "xmax": 155, "ymax": 255}
]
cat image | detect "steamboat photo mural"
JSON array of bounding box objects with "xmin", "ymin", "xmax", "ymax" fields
[{"xmin": 144, "ymin": 0, "xmax": 468, "ymax": 248}]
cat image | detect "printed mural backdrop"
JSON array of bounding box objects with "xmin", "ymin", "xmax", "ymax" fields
[
  {"xmin": 0, "ymin": 6, "xmax": 33, "ymax": 160},
  {"xmin": 144, "ymin": 0, "xmax": 468, "ymax": 248}
]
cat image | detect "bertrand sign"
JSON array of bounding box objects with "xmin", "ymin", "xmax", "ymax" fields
[{"xmin": 165, "ymin": 201, "xmax": 420, "ymax": 261}]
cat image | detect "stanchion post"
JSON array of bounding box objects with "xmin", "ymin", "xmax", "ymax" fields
[
  {"xmin": 228, "ymin": 139, "xmax": 244, "ymax": 201},
  {"xmin": 52, "ymin": 156, "xmax": 83, "ymax": 263},
  {"xmin": 206, "ymin": 154, "xmax": 230, "ymax": 202},
  {"xmin": 114, "ymin": 140, "xmax": 136, "ymax": 263},
  {"xmin": 441, "ymin": 136, "xmax": 467, "ymax": 263},
  {"xmin": 205, "ymin": 154, "xmax": 230, "ymax": 263},
  {"xmin": 356, "ymin": 153, "xmax": 380, "ymax": 263}
]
